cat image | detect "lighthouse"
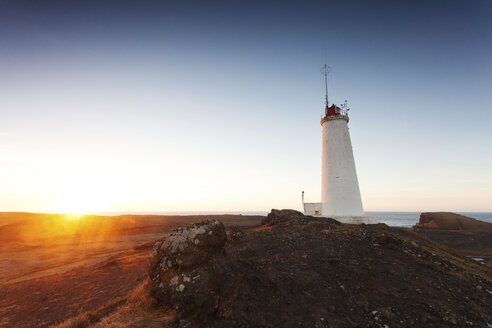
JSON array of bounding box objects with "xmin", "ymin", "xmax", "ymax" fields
[{"xmin": 303, "ymin": 66, "xmax": 377, "ymax": 224}]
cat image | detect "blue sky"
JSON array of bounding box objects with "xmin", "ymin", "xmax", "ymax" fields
[{"xmin": 0, "ymin": 0, "xmax": 491, "ymax": 212}]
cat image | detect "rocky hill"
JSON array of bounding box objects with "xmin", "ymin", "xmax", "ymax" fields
[
  {"xmin": 414, "ymin": 212, "xmax": 492, "ymax": 231},
  {"xmin": 79, "ymin": 209, "xmax": 492, "ymax": 328},
  {"xmin": 412, "ymin": 212, "xmax": 492, "ymax": 263}
]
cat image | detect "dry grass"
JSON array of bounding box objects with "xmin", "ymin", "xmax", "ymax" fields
[
  {"xmin": 2, "ymin": 212, "xmax": 261, "ymax": 327},
  {"xmin": 125, "ymin": 278, "xmax": 155, "ymax": 312},
  {"xmin": 92, "ymin": 280, "xmax": 174, "ymax": 328},
  {"xmin": 51, "ymin": 311, "xmax": 98, "ymax": 328},
  {"xmin": 249, "ymin": 225, "xmax": 272, "ymax": 232},
  {"xmin": 51, "ymin": 280, "xmax": 174, "ymax": 328}
]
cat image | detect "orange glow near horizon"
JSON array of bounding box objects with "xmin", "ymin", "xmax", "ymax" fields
[
  {"xmin": 50, "ymin": 182, "xmax": 108, "ymax": 215},
  {"xmin": 62, "ymin": 213, "xmax": 84, "ymax": 221}
]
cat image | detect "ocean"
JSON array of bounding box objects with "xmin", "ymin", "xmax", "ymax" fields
[{"xmin": 98, "ymin": 211, "xmax": 492, "ymax": 228}]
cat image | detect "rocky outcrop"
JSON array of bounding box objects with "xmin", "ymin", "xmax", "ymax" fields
[
  {"xmin": 261, "ymin": 208, "xmax": 305, "ymax": 225},
  {"xmin": 261, "ymin": 208, "xmax": 340, "ymax": 226},
  {"xmin": 148, "ymin": 210, "xmax": 492, "ymax": 327},
  {"xmin": 412, "ymin": 212, "xmax": 492, "ymax": 262},
  {"xmin": 414, "ymin": 212, "xmax": 492, "ymax": 232},
  {"xmin": 148, "ymin": 219, "xmax": 227, "ymax": 321}
]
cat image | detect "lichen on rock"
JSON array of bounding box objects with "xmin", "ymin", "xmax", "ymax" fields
[{"xmin": 148, "ymin": 219, "xmax": 227, "ymax": 321}]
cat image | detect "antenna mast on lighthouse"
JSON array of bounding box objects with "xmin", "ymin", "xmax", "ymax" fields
[{"xmin": 321, "ymin": 63, "xmax": 331, "ymax": 110}]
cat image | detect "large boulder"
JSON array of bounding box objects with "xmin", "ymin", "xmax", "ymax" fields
[{"xmin": 148, "ymin": 219, "xmax": 227, "ymax": 320}]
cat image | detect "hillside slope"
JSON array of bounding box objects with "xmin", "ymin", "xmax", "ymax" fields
[{"xmin": 88, "ymin": 210, "xmax": 492, "ymax": 328}]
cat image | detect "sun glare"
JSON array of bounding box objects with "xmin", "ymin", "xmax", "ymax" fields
[
  {"xmin": 51, "ymin": 185, "xmax": 107, "ymax": 215},
  {"xmin": 63, "ymin": 213, "xmax": 83, "ymax": 221}
]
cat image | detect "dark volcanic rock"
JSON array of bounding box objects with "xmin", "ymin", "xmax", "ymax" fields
[
  {"xmin": 149, "ymin": 210, "xmax": 492, "ymax": 328},
  {"xmin": 261, "ymin": 208, "xmax": 306, "ymax": 225},
  {"xmin": 261, "ymin": 208, "xmax": 340, "ymax": 226},
  {"xmin": 148, "ymin": 219, "xmax": 227, "ymax": 320}
]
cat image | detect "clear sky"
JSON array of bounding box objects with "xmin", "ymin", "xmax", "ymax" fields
[{"xmin": 0, "ymin": 0, "xmax": 491, "ymax": 213}]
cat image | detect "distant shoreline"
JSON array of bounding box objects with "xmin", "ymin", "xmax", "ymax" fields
[{"xmin": 1, "ymin": 211, "xmax": 492, "ymax": 228}]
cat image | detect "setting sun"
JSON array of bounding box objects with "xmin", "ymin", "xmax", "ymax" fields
[
  {"xmin": 62, "ymin": 213, "xmax": 84, "ymax": 221},
  {"xmin": 51, "ymin": 184, "xmax": 107, "ymax": 215}
]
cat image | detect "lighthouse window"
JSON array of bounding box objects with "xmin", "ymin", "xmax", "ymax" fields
[{"xmin": 314, "ymin": 210, "xmax": 320, "ymax": 215}]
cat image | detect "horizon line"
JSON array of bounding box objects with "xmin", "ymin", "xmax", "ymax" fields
[{"xmin": 2, "ymin": 210, "xmax": 492, "ymax": 216}]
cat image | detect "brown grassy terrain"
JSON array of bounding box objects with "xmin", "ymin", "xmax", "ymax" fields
[
  {"xmin": 2, "ymin": 211, "xmax": 491, "ymax": 327},
  {"xmin": 0, "ymin": 212, "xmax": 261, "ymax": 328}
]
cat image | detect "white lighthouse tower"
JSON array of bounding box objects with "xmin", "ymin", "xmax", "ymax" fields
[{"xmin": 303, "ymin": 66, "xmax": 376, "ymax": 224}]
